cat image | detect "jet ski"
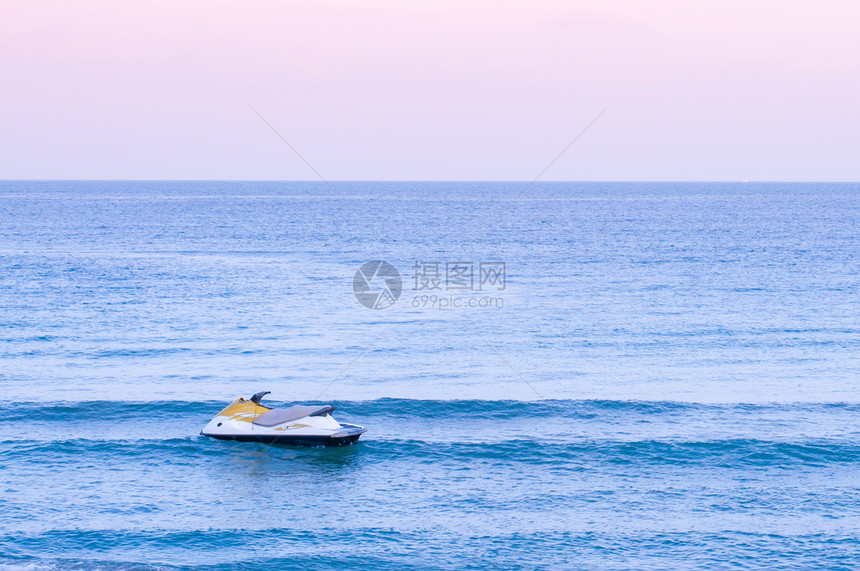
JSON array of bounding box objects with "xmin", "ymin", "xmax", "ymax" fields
[{"xmin": 201, "ymin": 391, "xmax": 366, "ymax": 446}]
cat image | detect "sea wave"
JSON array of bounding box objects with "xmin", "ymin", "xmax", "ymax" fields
[
  {"xmin": 2, "ymin": 399, "xmax": 857, "ymax": 473},
  {"xmin": 2, "ymin": 398, "xmax": 858, "ymax": 423},
  {"xmin": 1, "ymin": 528, "xmax": 859, "ymax": 571},
  {"xmin": 2, "ymin": 435, "xmax": 857, "ymax": 469}
]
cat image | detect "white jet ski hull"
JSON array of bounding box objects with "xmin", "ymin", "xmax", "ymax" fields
[{"xmin": 201, "ymin": 394, "xmax": 366, "ymax": 446}]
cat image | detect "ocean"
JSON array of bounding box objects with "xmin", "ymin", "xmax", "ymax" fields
[{"xmin": 1, "ymin": 181, "xmax": 858, "ymax": 569}]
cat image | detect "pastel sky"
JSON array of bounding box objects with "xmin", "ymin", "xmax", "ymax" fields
[{"xmin": 2, "ymin": 0, "xmax": 859, "ymax": 181}]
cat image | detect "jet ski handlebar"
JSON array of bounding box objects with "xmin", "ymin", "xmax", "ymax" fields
[{"xmin": 250, "ymin": 390, "xmax": 271, "ymax": 404}]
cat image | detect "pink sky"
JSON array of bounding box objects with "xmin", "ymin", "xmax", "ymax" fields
[{"xmin": 1, "ymin": 0, "xmax": 858, "ymax": 180}]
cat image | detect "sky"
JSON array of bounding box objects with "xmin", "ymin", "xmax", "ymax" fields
[{"xmin": 1, "ymin": 0, "xmax": 859, "ymax": 181}]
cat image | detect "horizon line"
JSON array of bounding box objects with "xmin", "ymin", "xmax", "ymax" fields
[{"xmin": 2, "ymin": 179, "xmax": 859, "ymax": 184}]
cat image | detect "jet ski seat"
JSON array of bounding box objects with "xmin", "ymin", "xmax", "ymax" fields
[{"xmin": 252, "ymin": 405, "xmax": 335, "ymax": 426}]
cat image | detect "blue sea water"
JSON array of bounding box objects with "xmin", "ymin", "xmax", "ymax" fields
[{"xmin": 0, "ymin": 180, "xmax": 858, "ymax": 569}]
